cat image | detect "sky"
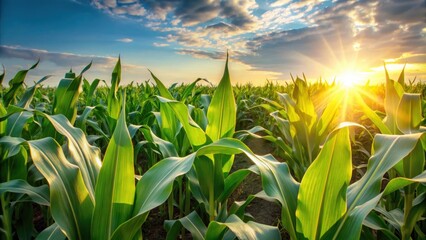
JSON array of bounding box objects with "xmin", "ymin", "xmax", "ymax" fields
[{"xmin": 0, "ymin": 0, "xmax": 425, "ymax": 86}]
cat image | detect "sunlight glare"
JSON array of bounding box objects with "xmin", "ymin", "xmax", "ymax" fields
[{"xmin": 337, "ymin": 71, "xmax": 361, "ymax": 88}]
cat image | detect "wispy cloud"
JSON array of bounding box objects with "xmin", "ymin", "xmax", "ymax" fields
[
  {"xmin": 153, "ymin": 42, "xmax": 169, "ymax": 47},
  {"xmin": 0, "ymin": 45, "xmax": 116, "ymax": 67},
  {"xmin": 116, "ymin": 38, "xmax": 133, "ymax": 43},
  {"xmin": 0, "ymin": 45, "xmax": 150, "ymax": 85},
  {"xmin": 176, "ymin": 49, "xmax": 225, "ymax": 60}
]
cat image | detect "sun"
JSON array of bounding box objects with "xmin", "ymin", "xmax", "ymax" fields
[{"xmin": 337, "ymin": 70, "xmax": 364, "ymax": 88}]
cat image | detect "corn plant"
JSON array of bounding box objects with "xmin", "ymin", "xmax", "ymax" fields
[
  {"xmin": 241, "ymin": 77, "xmax": 343, "ymax": 180},
  {"xmin": 0, "ymin": 63, "xmax": 52, "ymax": 240},
  {"xmin": 142, "ymin": 56, "xmax": 284, "ymax": 239},
  {"xmin": 354, "ymin": 66, "xmax": 426, "ymax": 239},
  {"xmin": 245, "ymin": 121, "xmax": 425, "ymax": 239}
]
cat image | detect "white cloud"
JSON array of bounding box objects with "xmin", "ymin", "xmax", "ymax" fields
[
  {"xmin": 153, "ymin": 42, "xmax": 169, "ymax": 47},
  {"xmin": 116, "ymin": 38, "xmax": 134, "ymax": 43},
  {"xmin": 270, "ymin": 0, "xmax": 292, "ymax": 7}
]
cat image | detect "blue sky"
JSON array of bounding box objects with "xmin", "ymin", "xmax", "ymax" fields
[{"xmin": 0, "ymin": 0, "xmax": 425, "ymax": 86}]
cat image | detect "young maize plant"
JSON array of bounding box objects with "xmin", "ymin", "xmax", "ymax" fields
[
  {"xmin": 352, "ymin": 66, "xmax": 426, "ymax": 239},
  {"xmin": 237, "ymin": 77, "xmax": 343, "ymax": 180}
]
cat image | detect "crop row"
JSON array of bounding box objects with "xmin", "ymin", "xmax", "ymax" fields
[{"xmin": 0, "ymin": 57, "xmax": 425, "ymax": 240}]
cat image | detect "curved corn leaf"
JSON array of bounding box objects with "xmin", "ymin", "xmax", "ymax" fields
[
  {"xmin": 0, "ymin": 143, "xmax": 28, "ymax": 181},
  {"xmin": 165, "ymin": 211, "xmax": 207, "ymax": 240},
  {"xmin": 331, "ymin": 133, "xmax": 424, "ymax": 240},
  {"xmin": 363, "ymin": 212, "xmax": 400, "ymax": 240},
  {"xmin": 217, "ymin": 166, "xmax": 257, "ymax": 202},
  {"xmin": 0, "ymin": 179, "xmax": 49, "ymax": 206},
  {"xmin": 17, "ymin": 75, "xmax": 51, "ymax": 108},
  {"xmin": 296, "ymin": 125, "xmax": 352, "ymax": 239},
  {"xmin": 0, "ymin": 136, "xmax": 26, "ymax": 159},
  {"xmin": 158, "ymin": 96, "xmax": 208, "ymax": 148},
  {"xmin": 92, "ymin": 99, "xmax": 135, "ymax": 240},
  {"xmin": 207, "ymin": 214, "xmax": 280, "ymax": 240},
  {"xmin": 396, "ymin": 93, "xmax": 422, "ymax": 134},
  {"xmin": 150, "ymin": 70, "xmax": 174, "ymax": 100},
  {"xmin": 354, "ymin": 92, "xmax": 391, "ymax": 134},
  {"xmin": 111, "ymin": 153, "xmax": 197, "ymax": 240},
  {"xmin": 139, "ymin": 125, "xmax": 178, "ymax": 158},
  {"xmin": 383, "ymin": 170, "xmax": 426, "ymax": 196},
  {"xmin": 347, "ymin": 133, "xmax": 423, "ymax": 206},
  {"xmin": 5, "ymin": 111, "xmax": 33, "ymax": 137},
  {"xmin": 42, "ymin": 113, "xmax": 101, "ymax": 201},
  {"xmin": 36, "ymin": 223, "xmax": 66, "ymax": 240},
  {"xmin": 28, "ymin": 138, "xmax": 93, "ymax": 240},
  {"xmin": 3, "ymin": 60, "xmax": 39, "ymax": 107}
]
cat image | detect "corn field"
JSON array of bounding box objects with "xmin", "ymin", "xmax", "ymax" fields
[{"xmin": 0, "ymin": 57, "xmax": 426, "ymax": 240}]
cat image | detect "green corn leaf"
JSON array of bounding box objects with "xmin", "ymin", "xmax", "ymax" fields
[
  {"xmin": 150, "ymin": 71, "xmax": 182, "ymax": 145},
  {"xmin": 0, "ymin": 179, "xmax": 49, "ymax": 206},
  {"xmin": 316, "ymin": 92, "xmax": 342, "ymax": 139},
  {"xmin": 139, "ymin": 125, "xmax": 178, "ymax": 158},
  {"xmin": 3, "ymin": 60, "xmax": 39, "ymax": 107},
  {"xmin": 206, "ymin": 55, "xmax": 236, "ymax": 141},
  {"xmin": 1, "ymin": 144, "xmax": 28, "ymax": 181},
  {"xmin": 107, "ymin": 57, "xmax": 122, "ymax": 121},
  {"xmin": 347, "ymin": 133, "xmax": 423, "ymax": 206},
  {"xmin": 217, "ymin": 167, "xmax": 257, "ymax": 203},
  {"xmin": 53, "ymin": 62, "xmax": 91, "ymax": 125},
  {"xmin": 383, "ymin": 170, "xmax": 426, "ymax": 196},
  {"xmin": 331, "ymin": 133, "xmax": 424, "ymax": 239},
  {"xmin": 296, "ymin": 125, "xmax": 352, "ymax": 239},
  {"xmin": 42, "ymin": 113, "xmax": 101, "ymax": 201},
  {"xmin": 206, "ymin": 214, "xmax": 281, "ymax": 240},
  {"xmin": 6, "ymin": 111, "xmax": 33, "ymax": 137},
  {"xmin": 75, "ymin": 106, "xmax": 96, "ymax": 133},
  {"xmin": 384, "ymin": 64, "xmax": 404, "ymax": 134},
  {"xmin": 396, "ymin": 93, "xmax": 422, "ymax": 134},
  {"xmin": 0, "ymin": 136, "xmax": 26, "ymax": 159},
  {"xmin": 292, "ymin": 78, "xmax": 317, "ymax": 128},
  {"xmin": 165, "ymin": 211, "xmax": 207, "ymax": 240},
  {"xmin": 354, "ymin": 92, "xmax": 391, "ymax": 134},
  {"xmin": 363, "ymin": 212, "xmax": 400, "ymax": 240},
  {"xmin": 28, "ymin": 138, "xmax": 93, "ymax": 240},
  {"xmin": 17, "ymin": 75, "xmax": 51, "ymax": 108},
  {"xmin": 158, "ymin": 96, "xmax": 208, "ymax": 148},
  {"xmin": 205, "ymin": 55, "xmax": 236, "ymax": 181},
  {"xmin": 36, "ymin": 223, "xmax": 66, "ymax": 240},
  {"xmin": 111, "ymin": 153, "xmax": 197, "ymax": 240},
  {"xmin": 92, "ymin": 99, "xmax": 135, "ymax": 240},
  {"xmin": 85, "ymin": 78, "xmax": 100, "ymax": 106},
  {"xmin": 150, "ymin": 70, "xmax": 174, "ymax": 100}
]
